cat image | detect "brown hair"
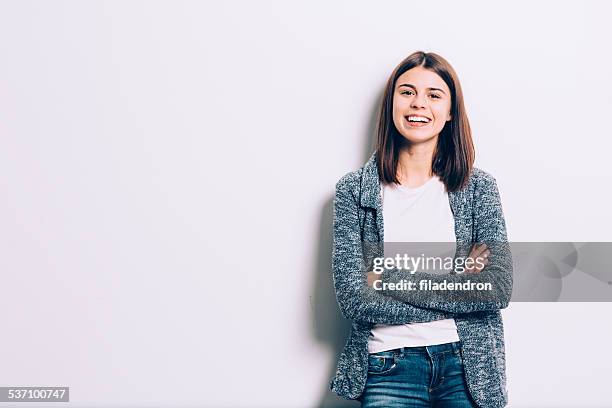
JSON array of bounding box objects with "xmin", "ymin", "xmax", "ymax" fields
[{"xmin": 375, "ymin": 51, "xmax": 474, "ymax": 192}]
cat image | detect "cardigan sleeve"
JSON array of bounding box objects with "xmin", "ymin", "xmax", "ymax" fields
[
  {"xmin": 332, "ymin": 175, "xmax": 454, "ymax": 325},
  {"xmin": 379, "ymin": 175, "xmax": 513, "ymax": 313}
]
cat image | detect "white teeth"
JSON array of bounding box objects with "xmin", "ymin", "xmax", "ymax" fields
[{"xmin": 407, "ymin": 116, "xmax": 430, "ymax": 123}]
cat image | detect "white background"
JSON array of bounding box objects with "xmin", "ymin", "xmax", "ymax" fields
[{"xmin": 1, "ymin": 1, "xmax": 611, "ymax": 407}]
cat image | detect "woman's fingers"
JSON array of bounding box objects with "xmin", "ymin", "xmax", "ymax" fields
[
  {"xmin": 466, "ymin": 244, "xmax": 483, "ymax": 272},
  {"xmin": 366, "ymin": 271, "xmax": 380, "ymax": 287},
  {"xmin": 477, "ymin": 253, "xmax": 490, "ymax": 269},
  {"xmin": 470, "ymin": 243, "xmax": 488, "ymax": 258},
  {"xmin": 466, "ymin": 244, "xmax": 489, "ymax": 273}
]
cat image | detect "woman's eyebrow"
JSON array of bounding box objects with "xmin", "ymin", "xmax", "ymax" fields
[{"xmin": 397, "ymin": 83, "xmax": 446, "ymax": 94}]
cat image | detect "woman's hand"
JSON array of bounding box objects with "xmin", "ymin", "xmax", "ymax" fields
[
  {"xmin": 466, "ymin": 243, "xmax": 490, "ymax": 274},
  {"xmin": 367, "ymin": 271, "xmax": 380, "ymax": 288}
]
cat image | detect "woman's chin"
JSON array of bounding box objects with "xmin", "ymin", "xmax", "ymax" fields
[{"xmin": 398, "ymin": 130, "xmax": 439, "ymax": 144}]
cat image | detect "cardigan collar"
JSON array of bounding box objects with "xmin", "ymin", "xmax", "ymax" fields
[{"xmin": 359, "ymin": 151, "xmax": 466, "ymax": 218}]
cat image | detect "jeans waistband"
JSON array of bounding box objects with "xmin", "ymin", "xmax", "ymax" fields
[{"xmin": 375, "ymin": 341, "xmax": 461, "ymax": 356}]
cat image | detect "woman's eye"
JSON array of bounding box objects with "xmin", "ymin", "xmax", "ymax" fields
[{"xmin": 400, "ymin": 91, "xmax": 441, "ymax": 99}]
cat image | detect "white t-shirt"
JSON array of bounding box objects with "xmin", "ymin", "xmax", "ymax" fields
[{"xmin": 367, "ymin": 175, "xmax": 460, "ymax": 353}]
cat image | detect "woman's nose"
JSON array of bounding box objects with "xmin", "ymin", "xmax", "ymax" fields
[{"xmin": 411, "ymin": 95, "xmax": 427, "ymax": 108}]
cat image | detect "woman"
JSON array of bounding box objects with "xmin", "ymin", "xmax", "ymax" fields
[{"xmin": 330, "ymin": 51, "xmax": 512, "ymax": 407}]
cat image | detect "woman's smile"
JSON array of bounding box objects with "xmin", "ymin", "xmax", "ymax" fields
[{"xmin": 404, "ymin": 115, "xmax": 432, "ymax": 128}]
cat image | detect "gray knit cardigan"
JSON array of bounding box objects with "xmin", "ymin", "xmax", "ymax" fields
[{"xmin": 330, "ymin": 151, "xmax": 513, "ymax": 408}]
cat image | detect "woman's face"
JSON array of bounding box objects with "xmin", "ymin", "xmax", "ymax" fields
[{"xmin": 392, "ymin": 66, "xmax": 453, "ymax": 145}]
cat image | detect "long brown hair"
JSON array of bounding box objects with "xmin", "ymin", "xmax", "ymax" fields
[{"xmin": 375, "ymin": 51, "xmax": 474, "ymax": 192}]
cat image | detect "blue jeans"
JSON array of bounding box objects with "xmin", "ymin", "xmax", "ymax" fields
[{"xmin": 360, "ymin": 341, "xmax": 477, "ymax": 407}]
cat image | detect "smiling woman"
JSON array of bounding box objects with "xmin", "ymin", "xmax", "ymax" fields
[
  {"xmin": 329, "ymin": 51, "xmax": 512, "ymax": 408},
  {"xmin": 377, "ymin": 53, "xmax": 474, "ymax": 192}
]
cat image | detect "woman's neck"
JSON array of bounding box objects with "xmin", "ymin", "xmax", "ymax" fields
[{"xmin": 396, "ymin": 137, "xmax": 437, "ymax": 187}]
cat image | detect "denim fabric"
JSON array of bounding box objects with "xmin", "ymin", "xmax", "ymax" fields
[{"xmin": 361, "ymin": 341, "xmax": 477, "ymax": 407}]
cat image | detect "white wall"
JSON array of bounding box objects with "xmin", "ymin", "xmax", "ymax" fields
[{"xmin": 0, "ymin": 1, "xmax": 610, "ymax": 407}]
